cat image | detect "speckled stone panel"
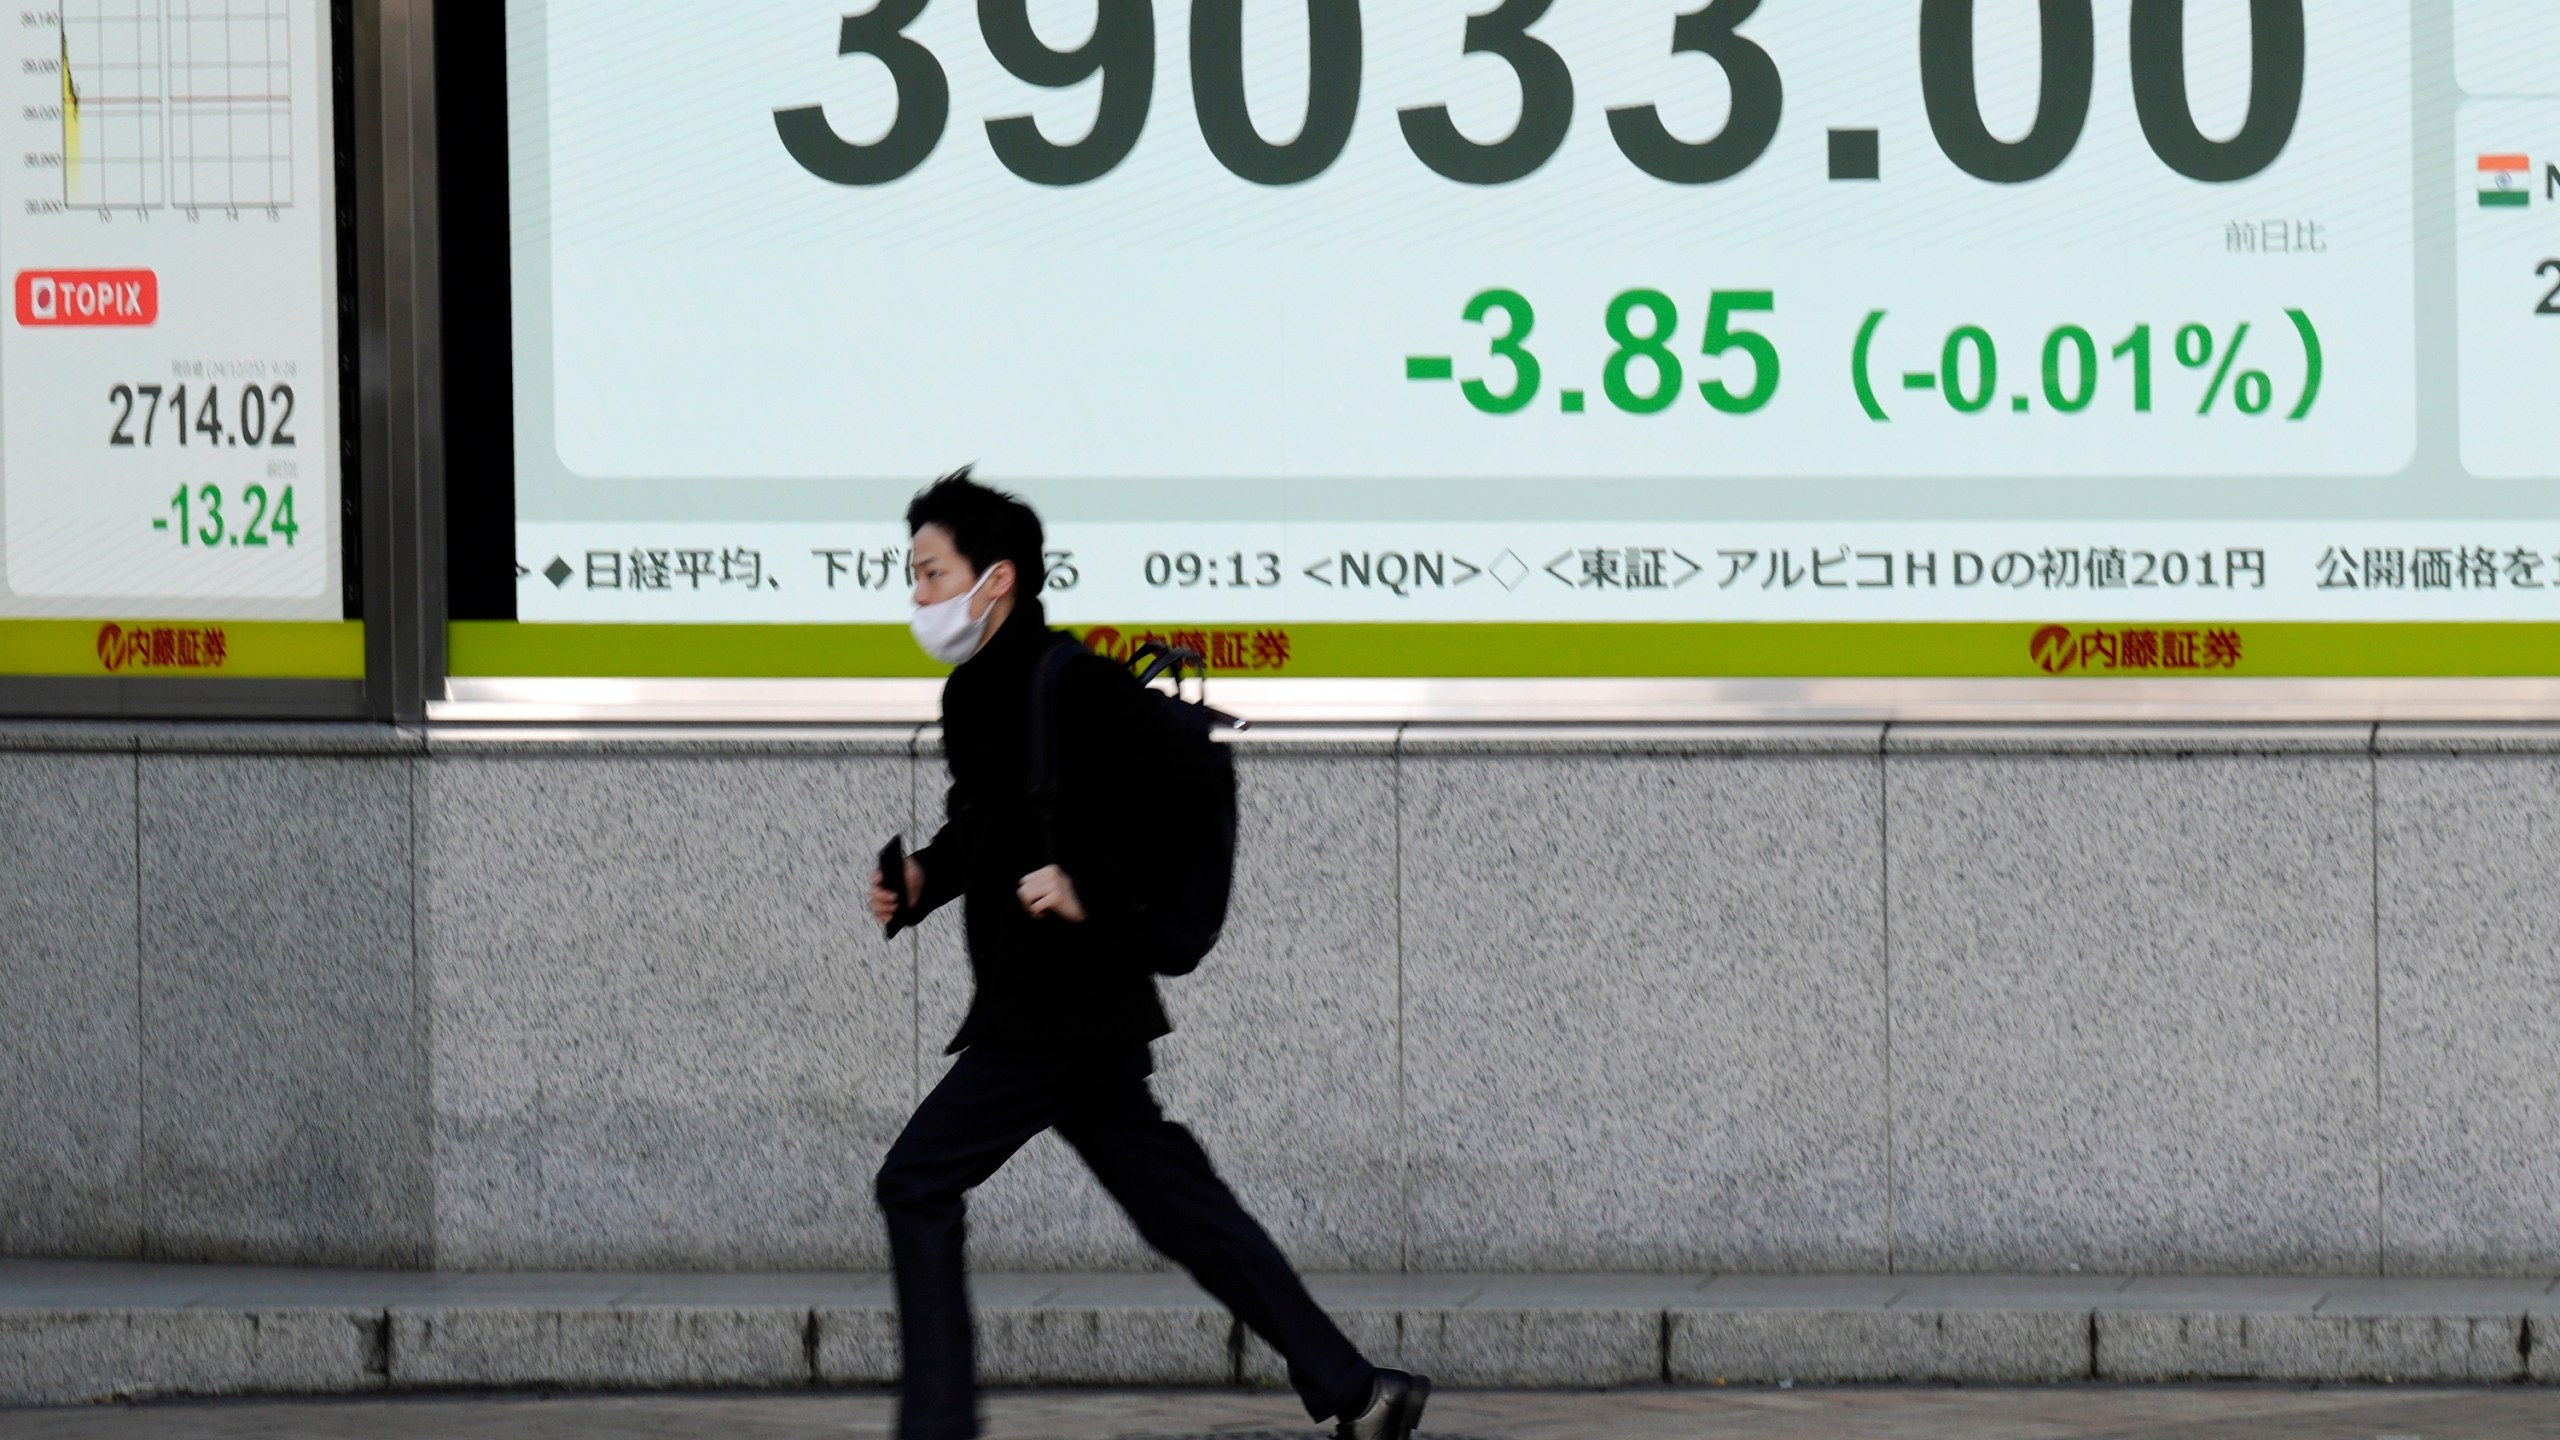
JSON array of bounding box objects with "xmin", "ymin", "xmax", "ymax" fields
[
  {"xmin": 387, "ymin": 1307, "xmax": 811, "ymax": 1389},
  {"xmin": 0, "ymin": 1308, "xmax": 384, "ymax": 1405},
  {"xmin": 421, "ymin": 755, "xmax": 914, "ymax": 1268},
  {"xmin": 2099, "ymin": 1311, "xmax": 2527, "ymax": 1382},
  {"xmin": 1889, "ymin": 753, "xmax": 2378, "ymax": 1274},
  {"xmin": 812, "ymin": 1304, "xmax": 899, "ymax": 1385},
  {"xmin": 2378, "ymin": 756, "xmax": 2560, "ymax": 1275},
  {"xmin": 1400, "ymin": 754, "xmax": 1890, "ymax": 1272},
  {"xmin": 1669, "ymin": 1308, "xmax": 2091, "ymax": 1383},
  {"xmin": 914, "ymin": 750, "xmax": 1402, "ymax": 1273},
  {"xmin": 138, "ymin": 756, "xmax": 425, "ymax": 1266},
  {"xmin": 0, "ymin": 754, "xmax": 141, "ymax": 1257},
  {"xmin": 975, "ymin": 1307, "xmax": 1233, "ymax": 1385},
  {"xmin": 1398, "ymin": 1308, "xmax": 1662, "ymax": 1386}
]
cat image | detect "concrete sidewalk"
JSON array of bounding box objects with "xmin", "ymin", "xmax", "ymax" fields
[
  {"xmin": 17, "ymin": 1388, "xmax": 2560, "ymax": 1440},
  {"xmin": 5, "ymin": 1262, "xmax": 2557, "ymax": 1407}
]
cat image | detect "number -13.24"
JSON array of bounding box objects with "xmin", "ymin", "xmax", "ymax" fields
[{"xmin": 157, "ymin": 484, "xmax": 300, "ymax": 548}]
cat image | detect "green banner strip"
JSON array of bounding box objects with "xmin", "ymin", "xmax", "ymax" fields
[
  {"xmin": 451, "ymin": 620, "xmax": 2560, "ymax": 680},
  {"xmin": 0, "ymin": 620, "xmax": 365, "ymax": 679}
]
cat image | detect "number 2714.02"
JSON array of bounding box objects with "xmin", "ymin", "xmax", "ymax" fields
[{"xmin": 164, "ymin": 484, "xmax": 299, "ymax": 548}]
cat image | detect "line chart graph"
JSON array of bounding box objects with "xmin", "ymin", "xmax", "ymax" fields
[{"xmin": 57, "ymin": 0, "xmax": 296, "ymax": 212}]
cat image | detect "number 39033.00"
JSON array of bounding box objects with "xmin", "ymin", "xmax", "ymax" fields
[{"xmin": 775, "ymin": 0, "xmax": 2305, "ymax": 192}]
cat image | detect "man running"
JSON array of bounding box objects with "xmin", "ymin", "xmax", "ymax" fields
[{"xmin": 871, "ymin": 470, "xmax": 1430, "ymax": 1440}]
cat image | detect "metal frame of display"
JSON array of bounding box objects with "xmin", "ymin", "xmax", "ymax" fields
[
  {"xmin": 423, "ymin": 676, "xmax": 2560, "ymax": 726},
  {"xmin": 361, "ymin": 0, "xmax": 441, "ymax": 726}
]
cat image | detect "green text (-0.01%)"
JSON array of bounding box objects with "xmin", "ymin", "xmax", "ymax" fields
[{"xmin": 1406, "ymin": 290, "xmax": 2325, "ymax": 422}]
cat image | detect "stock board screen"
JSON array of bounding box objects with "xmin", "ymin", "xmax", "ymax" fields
[
  {"xmin": 0, "ymin": 0, "xmax": 355, "ymax": 682},
  {"xmin": 464, "ymin": 2, "xmax": 2560, "ymax": 684}
]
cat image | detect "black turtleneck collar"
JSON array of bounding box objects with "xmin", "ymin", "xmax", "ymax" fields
[{"xmin": 955, "ymin": 594, "xmax": 1051, "ymax": 676}]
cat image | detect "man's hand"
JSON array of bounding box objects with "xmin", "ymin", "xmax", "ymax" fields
[
  {"xmin": 1017, "ymin": 865, "xmax": 1086, "ymax": 923},
  {"xmin": 871, "ymin": 859, "xmax": 924, "ymax": 926}
]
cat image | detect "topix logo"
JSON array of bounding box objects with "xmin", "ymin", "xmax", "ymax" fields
[{"xmin": 15, "ymin": 269, "xmax": 158, "ymax": 327}]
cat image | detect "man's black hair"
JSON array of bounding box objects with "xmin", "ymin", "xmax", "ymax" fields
[{"xmin": 906, "ymin": 467, "xmax": 1046, "ymax": 596}]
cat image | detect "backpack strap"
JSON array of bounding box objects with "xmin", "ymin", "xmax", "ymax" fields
[
  {"xmin": 1130, "ymin": 641, "xmax": 1197, "ymax": 689},
  {"xmin": 1129, "ymin": 641, "xmax": 1248, "ymax": 732},
  {"xmin": 1025, "ymin": 637, "xmax": 1082, "ymax": 867}
]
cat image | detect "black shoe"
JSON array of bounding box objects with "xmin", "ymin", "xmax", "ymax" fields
[{"xmin": 1333, "ymin": 1368, "xmax": 1431, "ymax": 1440}]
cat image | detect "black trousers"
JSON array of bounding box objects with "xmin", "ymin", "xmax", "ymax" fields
[{"xmin": 875, "ymin": 1042, "xmax": 1374, "ymax": 1440}]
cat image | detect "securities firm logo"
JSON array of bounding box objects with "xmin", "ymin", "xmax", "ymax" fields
[
  {"xmin": 95, "ymin": 622, "xmax": 229, "ymax": 673},
  {"xmin": 15, "ymin": 269, "xmax": 157, "ymax": 326},
  {"xmin": 2479, "ymin": 153, "xmax": 2537, "ymax": 208},
  {"xmin": 2030, "ymin": 624, "xmax": 2242, "ymax": 676}
]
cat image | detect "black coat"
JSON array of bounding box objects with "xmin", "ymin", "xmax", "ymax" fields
[{"xmin": 911, "ymin": 600, "xmax": 1178, "ymax": 1053}]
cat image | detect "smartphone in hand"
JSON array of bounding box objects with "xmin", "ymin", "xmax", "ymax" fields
[{"xmin": 878, "ymin": 836, "xmax": 910, "ymax": 940}]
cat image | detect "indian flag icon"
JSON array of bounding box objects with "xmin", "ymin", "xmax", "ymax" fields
[{"xmin": 2480, "ymin": 153, "xmax": 2531, "ymax": 207}]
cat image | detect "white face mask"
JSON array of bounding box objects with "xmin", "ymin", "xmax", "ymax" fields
[{"xmin": 910, "ymin": 569, "xmax": 996, "ymax": 666}]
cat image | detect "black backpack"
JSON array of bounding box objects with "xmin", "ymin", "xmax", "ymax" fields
[{"xmin": 1028, "ymin": 639, "xmax": 1242, "ymax": 977}]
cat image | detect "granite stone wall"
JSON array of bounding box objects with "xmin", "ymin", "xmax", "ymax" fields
[
  {"xmin": 2, "ymin": 725, "xmax": 426, "ymax": 1267},
  {"xmin": 6, "ymin": 721, "xmax": 2559, "ymax": 1274}
]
